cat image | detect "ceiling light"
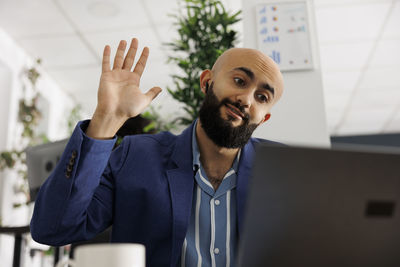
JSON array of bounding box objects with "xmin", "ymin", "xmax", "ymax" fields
[{"xmin": 87, "ymin": 1, "xmax": 120, "ymax": 18}]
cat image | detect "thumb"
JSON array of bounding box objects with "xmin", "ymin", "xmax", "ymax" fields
[{"xmin": 145, "ymin": 86, "xmax": 162, "ymax": 100}]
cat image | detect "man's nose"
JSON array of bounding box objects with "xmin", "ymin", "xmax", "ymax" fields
[{"xmin": 235, "ymin": 90, "xmax": 253, "ymax": 108}]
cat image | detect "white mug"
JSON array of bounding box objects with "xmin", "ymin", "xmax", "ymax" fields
[{"xmin": 56, "ymin": 243, "xmax": 145, "ymax": 267}]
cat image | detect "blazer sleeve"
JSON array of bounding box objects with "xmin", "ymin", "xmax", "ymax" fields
[{"xmin": 30, "ymin": 120, "xmax": 127, "ymax": 246}]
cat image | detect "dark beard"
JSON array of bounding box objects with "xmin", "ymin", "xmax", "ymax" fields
[{"xmin": 198, "ymin": 83, "xmax": 259, "ymax": 148}]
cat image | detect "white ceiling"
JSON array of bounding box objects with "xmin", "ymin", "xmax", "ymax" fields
[{"xmin": 0, "ymin": 0, "xmax": 399, "ymax": 136}]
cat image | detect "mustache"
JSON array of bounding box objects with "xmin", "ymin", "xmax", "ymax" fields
[{"xmin": 220, "ymin": 98, "xmax": 250, "ymax": 121}]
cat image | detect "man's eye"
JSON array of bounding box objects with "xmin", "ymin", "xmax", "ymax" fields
[
  {"xmin": 256, "ymin": 94, "xmax": 268, "ymax": 103},
  {"xmin": 234, "ymin": 77, "xmax": 245, "ymax": 86}
]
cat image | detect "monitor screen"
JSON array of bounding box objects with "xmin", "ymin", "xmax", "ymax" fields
[{"xmin": 26, "ymin": 139, "xmax": 68, "ymax": 202}]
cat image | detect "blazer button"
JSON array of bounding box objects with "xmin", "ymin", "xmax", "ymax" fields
[
  {"xmin": 71, "ymin": 150, "xmax": 77, "ymax": 159},
  {"xmin": 67, "ymin": 165, "xmax": 73, "ymax": 172},
  {"xmin": 65, "ymin": 171, "xmax": 71, "ymax": 178},
  {"xmin": 69, "ymin": 157, "xmax": 75, "ymax": 166}
]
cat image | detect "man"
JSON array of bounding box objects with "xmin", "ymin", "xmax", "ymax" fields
[{"xmin": 30, "ymin": 38, "xmax": 284, "ymax": 266}]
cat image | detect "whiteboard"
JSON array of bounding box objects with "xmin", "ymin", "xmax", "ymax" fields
[{"xmin": 256, "ymin": 1, "xmax": 314, "ymax": 71}]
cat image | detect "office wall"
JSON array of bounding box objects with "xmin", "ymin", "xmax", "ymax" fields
[
  {"xmin": 242, "ymin": 0, "xmax": 330, "ymax": 147},
  {"xmin": 0, "ymin": 58, "xmax": 14, "ymax": 267}
]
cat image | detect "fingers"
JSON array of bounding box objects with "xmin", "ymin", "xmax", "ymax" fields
[
  {"xmin": 113, "ymin": 40, "xmax": 127, "ymax": 70},
  {"xmin": 102, "ymin": 45, "xmax": 111, "ymax": 73},
  {"xmin": 145, "ymin": 86, "xmax": 162, "ymax": 100},
  {"xmin": 122, "ymin": 38, "xmax": 138, "ymax": 70},
  {"xmin": 133, "ymin": 47, "xmax": 149, "ymax": 77},
  {"xmin": 108, "ymin": 39, "xmax": 149, "ymax": 76}
]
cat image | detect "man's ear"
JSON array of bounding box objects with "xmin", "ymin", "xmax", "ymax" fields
[
  {"xmin": 200, "ymin": 69, "xmax": 212, "ymax": 94},
  {"xmin": 261, "ymin": 113, "xmax": 271, "ymax": 124}
]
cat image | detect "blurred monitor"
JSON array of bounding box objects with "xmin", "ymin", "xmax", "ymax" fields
[
  {"xmin": 26, "ymin": 139, "xmax": 68, "ymax": 202},
  {"xmin": 238, "ymin": 144, "xmax": 400, "ymax": 267}
]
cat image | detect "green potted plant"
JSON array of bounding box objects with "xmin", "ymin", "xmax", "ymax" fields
[
  {"xmin": 0, "ymin": 60, "xmax": 82, "ymax": 210},
  {"xmin": 143, "ymin": 0, "xmax": 241, "ymax": 131},
  {"xmin": 165, "ymin": 0, "xmax": 241, "ymax": 126},
  {"xmin": 0, "ymin": 60, "xmax": 46, "ymax": 208}
]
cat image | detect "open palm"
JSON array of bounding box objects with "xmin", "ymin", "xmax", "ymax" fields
[{"xmin": 97, "ymin": 38, "xmax": 161, "ymax": 120}]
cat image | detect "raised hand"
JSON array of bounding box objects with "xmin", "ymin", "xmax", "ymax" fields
[{"xmin": 86, "ymin": 38, "xmax": 162, "ymax": 139}]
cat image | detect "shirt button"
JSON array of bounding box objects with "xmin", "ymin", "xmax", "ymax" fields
[
  {"xmin": 215, "ymin": 199, "xmax": 220, "ymax": 206},
  {"xmin": 214, "ymin": 248, "xmax": 220, "ymax": 254}
]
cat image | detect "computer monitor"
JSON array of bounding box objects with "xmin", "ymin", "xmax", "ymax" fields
[
  {"xmin": 26, "ymin": 139, "xmax": 68, "ymax": 202},
  {"xmin": 238, "ymin": 144, "xmax": 400, "ymax": 267}
]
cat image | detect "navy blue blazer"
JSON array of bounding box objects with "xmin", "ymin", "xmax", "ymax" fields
[{"xmin": 30, "ymin": 120, "xmax": 277, "ymax": 266}]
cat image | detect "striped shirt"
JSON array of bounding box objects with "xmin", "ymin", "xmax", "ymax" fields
[{"xmin": 180, "ymin": 120, "xmax": 239, "ymax": 267}]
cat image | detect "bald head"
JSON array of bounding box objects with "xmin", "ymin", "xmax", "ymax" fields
[{"xmin": 211, "ymin": 48, "xmax": 284, "ymax": 102}]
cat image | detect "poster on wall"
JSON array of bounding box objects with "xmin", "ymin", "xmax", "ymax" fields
[{"xmin": 256, "ymin": 1, "xmax": 314, "ymax": 71}]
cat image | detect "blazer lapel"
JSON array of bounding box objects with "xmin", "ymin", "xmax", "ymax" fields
[
  {"xmin": 166, "ymin": 123, "xmax": 195, "ymax": 266},
  {"xmin": 236, "ymin": 139, "xmax": 256, "ymax": 238}
]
